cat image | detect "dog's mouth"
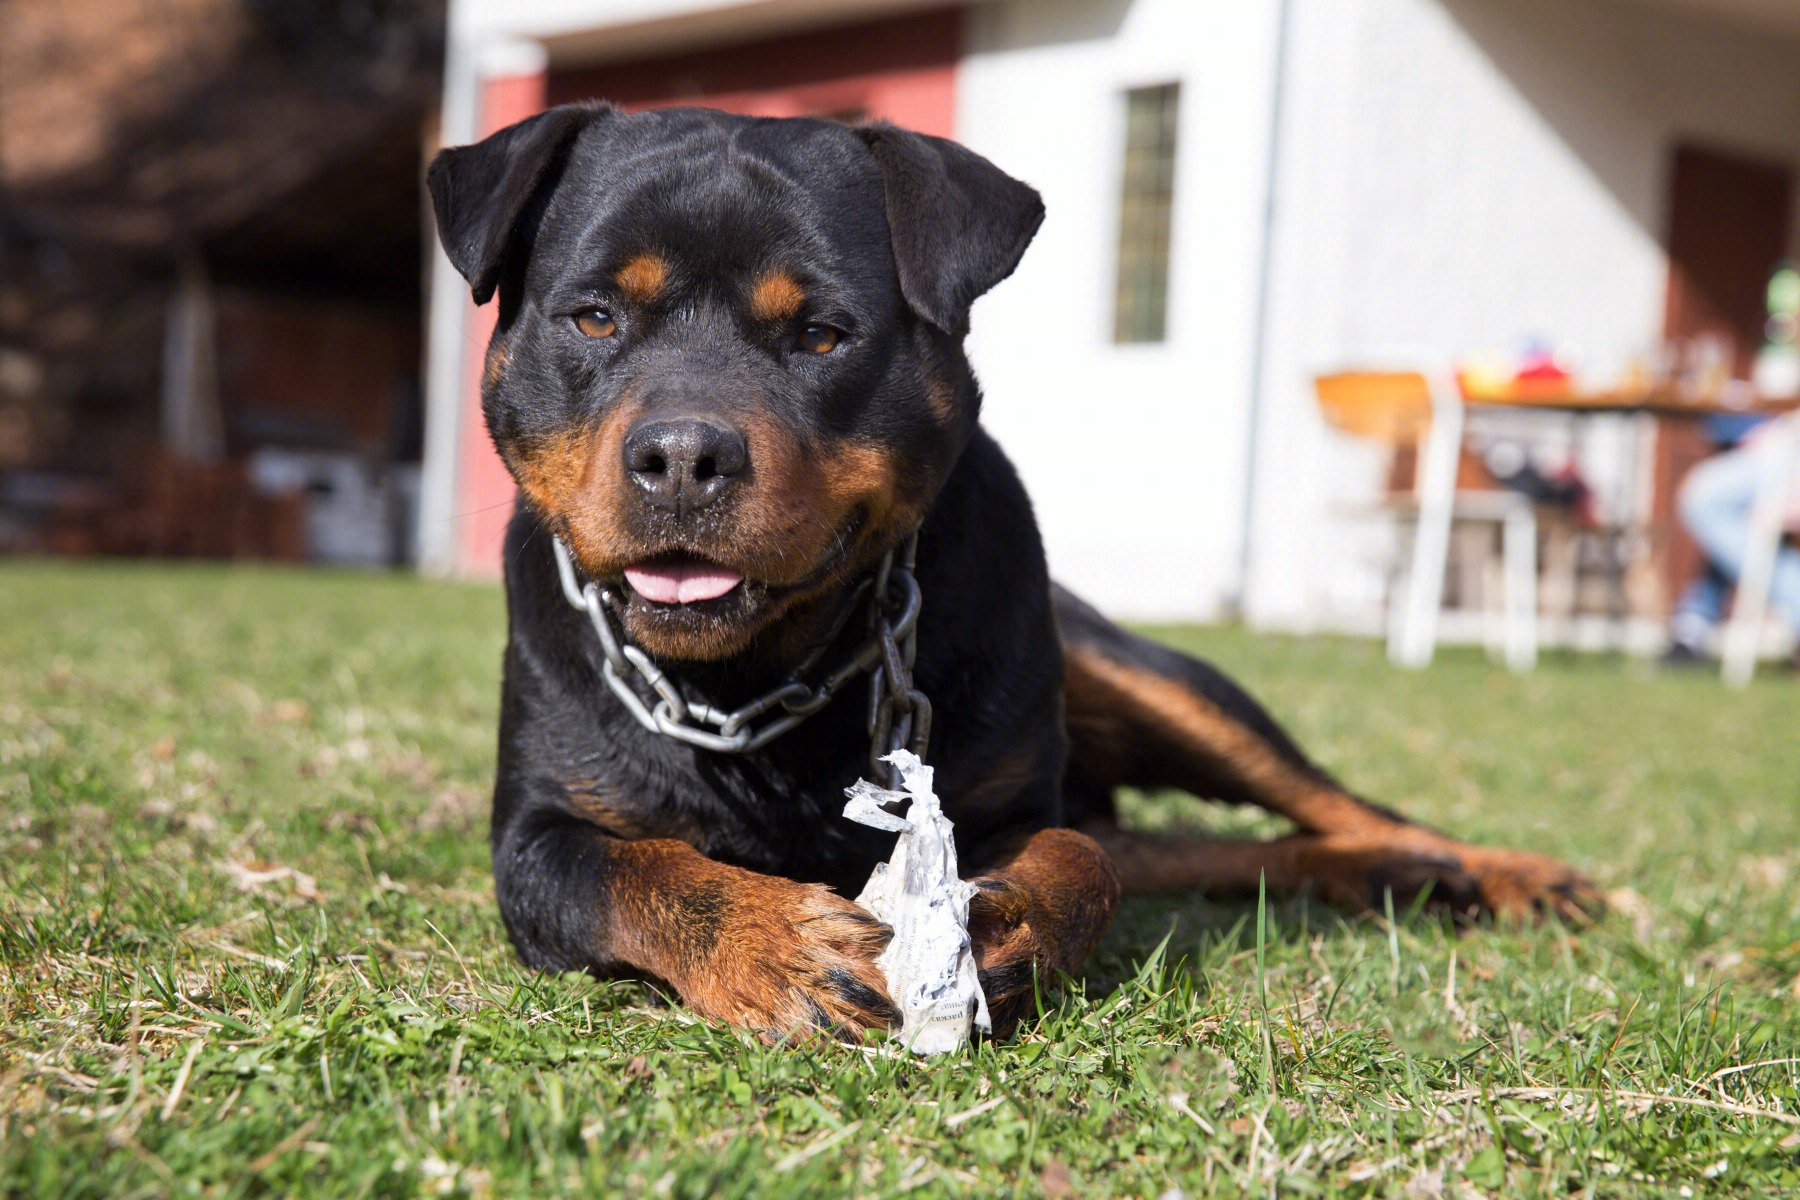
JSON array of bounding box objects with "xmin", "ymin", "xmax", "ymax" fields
[
  {"xmin": 622, "ymin": 555, "xmax": 745, "ymax": 606},
  {"xmin": 600, "ymin": 515, "xmax": 870, "ymax": 660}
]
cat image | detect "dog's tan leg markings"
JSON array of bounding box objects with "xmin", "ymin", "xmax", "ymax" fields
[
  {"xmin": 1063, "ymin": 646, "xmax": 1391, "ymax": 835},
  {"xmin": 966, "ymin": 827, "xmax": 1120, "ymax": 1034},
  {"xmin": 600, "ymin": 839, "xmax": 896, "ymax": 1041},
  {"xmin": 1078, "ymin": 820, "xmax": 1477, "ymax": 910},
  {"xmin": 1061, "ymin": 645, "xmax": 1600, "ymax": 921}
]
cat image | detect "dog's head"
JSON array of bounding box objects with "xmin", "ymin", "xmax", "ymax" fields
[{"xmin": 429, "ymin": 104, "xmax": 1042, "ymax": 662}]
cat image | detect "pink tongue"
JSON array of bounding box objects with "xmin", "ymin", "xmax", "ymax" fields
[{"xmin": 624, "ymin": 560, "xmax": 744, "ymax": 604}]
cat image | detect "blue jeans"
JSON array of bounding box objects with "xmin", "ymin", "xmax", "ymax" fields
[{"xmin": 1675, "ymin": 451, "xmax": 1800, "ymax": 633}]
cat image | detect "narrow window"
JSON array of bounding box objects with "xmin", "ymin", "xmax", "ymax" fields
[{"xmin": 1112, "ymin": 83, "xmax": 1180, "ymax": 344}]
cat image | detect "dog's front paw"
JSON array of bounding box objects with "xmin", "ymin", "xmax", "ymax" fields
[
  {"xmin": 966, "ymin": 876, "xmax": 1051, "ymax": 1037},
  {"xmin": 965, "ymin": 829, "xmax": 1121, "ymax": 1038},
  {"xmin": 671, "ymin": 874, "xmax": 897, "ymax": 1043}
]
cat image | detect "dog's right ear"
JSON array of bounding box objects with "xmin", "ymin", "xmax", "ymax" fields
[
  {"xmin": 428, "ymin": 103, "xmax": 609, "ymax": 305},
  {"xmin": 856, "ymin": 124, "xmax": 1044, "ymax": 335}
]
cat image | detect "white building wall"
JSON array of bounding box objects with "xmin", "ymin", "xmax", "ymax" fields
[
  {"xmin": 434, "ymin": 0, "xmax": 1800, "ymax": 624},
  {"xmin": 957, "ymin": 0, "xmax": 1284, "ymax": 621},
  {"xmin": 1246, "ymin": 0, "xmax": 1800, "ymax": 631}
]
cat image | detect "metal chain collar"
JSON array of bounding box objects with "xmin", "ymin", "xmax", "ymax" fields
[{"xmin": 552, "ymin": 535, "xmax": 930, "ymax": 786}]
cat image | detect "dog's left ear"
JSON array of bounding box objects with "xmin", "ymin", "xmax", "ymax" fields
[
  {"xmin": 856, "ymin": 124, "xmax": 1045, "ymax": 335},
  {"xmin": 428, "ymin": 102, "xmax": 610, "ymax": 305}
]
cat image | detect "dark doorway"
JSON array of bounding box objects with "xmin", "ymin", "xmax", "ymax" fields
[
  {"xmin": 1663, "ymin": 143, "xmax": 1794, "ymax": 373},
  {"xmin": 1655, "ymin": 142, "xmax": 1795, "ymax": 609}
]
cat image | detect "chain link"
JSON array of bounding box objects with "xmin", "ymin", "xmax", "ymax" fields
[
  {"xmin": 865, "ymin": 533, "xmax": 930, "ymax": 786},
  {"xmin": 552, "ymin": 535, "xmax": 928, "ymax": 784}
]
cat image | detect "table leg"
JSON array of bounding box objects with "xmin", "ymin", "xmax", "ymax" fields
[{"xmin": 1502, "ymin": 504, "xmax": 1538, "ymax": 673}]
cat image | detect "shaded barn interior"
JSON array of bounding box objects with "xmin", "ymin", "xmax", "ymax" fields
[{"xmin": 0, "ymin": 0, "xmax": 443, "ymax": 563}]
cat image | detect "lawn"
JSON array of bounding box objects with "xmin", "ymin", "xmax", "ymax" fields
[{"xmin": 3, "ymin": 559, "xmax": 1800, "ymax": 1198}]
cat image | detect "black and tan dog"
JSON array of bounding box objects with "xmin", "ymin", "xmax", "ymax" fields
[{"xmin": 428, "ymin": 103, "xmax": 1598, "ymax": 1042}]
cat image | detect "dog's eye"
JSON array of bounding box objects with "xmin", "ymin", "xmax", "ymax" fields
[
  {"xmin": 799, "ymin": 325, "xmax": 841, "ymax": 354},
  {"xmin": 574, "ymin": 310, "xmax": 617, "ymax": 339}
]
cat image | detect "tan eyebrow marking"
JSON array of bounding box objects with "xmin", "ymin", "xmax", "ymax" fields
[
  {"xmin": 615, "ymin": 254, "xmax": 668, "ymax": 302},
  {"xmin": 749, "ymin": 270, "xmax": 806, "ymax": 322}
]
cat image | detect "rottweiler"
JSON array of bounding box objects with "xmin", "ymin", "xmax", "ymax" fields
[{"xmin": 427, "ymin": 103, "xmax": 1599, "ymax": 1042}]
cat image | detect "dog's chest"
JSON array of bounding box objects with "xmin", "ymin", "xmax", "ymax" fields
[{"xmin": 603, "ymin": 696, "xmax": 907, "ymax": 890}]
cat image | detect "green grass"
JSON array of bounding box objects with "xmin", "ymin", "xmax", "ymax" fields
[{"xmin": 3, "ymin": 559, "xmax": 1800, "ymax": 1198}]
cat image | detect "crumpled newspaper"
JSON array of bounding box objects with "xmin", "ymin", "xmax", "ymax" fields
[{"xmin": 842, "ymin": 750, "xmax": 991, "ymax": 1054}]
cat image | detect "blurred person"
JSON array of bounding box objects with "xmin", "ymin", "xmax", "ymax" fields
[
  {"xmin": 1665, "ymin": 412, "xmax": 1771, "ymax": 662},
  {"xmin": 1667, "ymin": 410, "xmax": 1800, "ymax": 668}
]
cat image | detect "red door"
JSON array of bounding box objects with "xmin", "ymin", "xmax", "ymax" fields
[{"xmin": 550, "ymin": 9, "xmax": 959, "ymax": 133}]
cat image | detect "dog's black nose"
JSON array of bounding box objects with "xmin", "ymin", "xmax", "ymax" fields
[{"xmin": 622, "ymin": 418, "xmax": 748, "ymax": 514}]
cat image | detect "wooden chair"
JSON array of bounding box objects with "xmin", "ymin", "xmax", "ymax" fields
[{"xmin": 1315, "ymin": 355, "xmax": 1538, "ymax": 671}]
